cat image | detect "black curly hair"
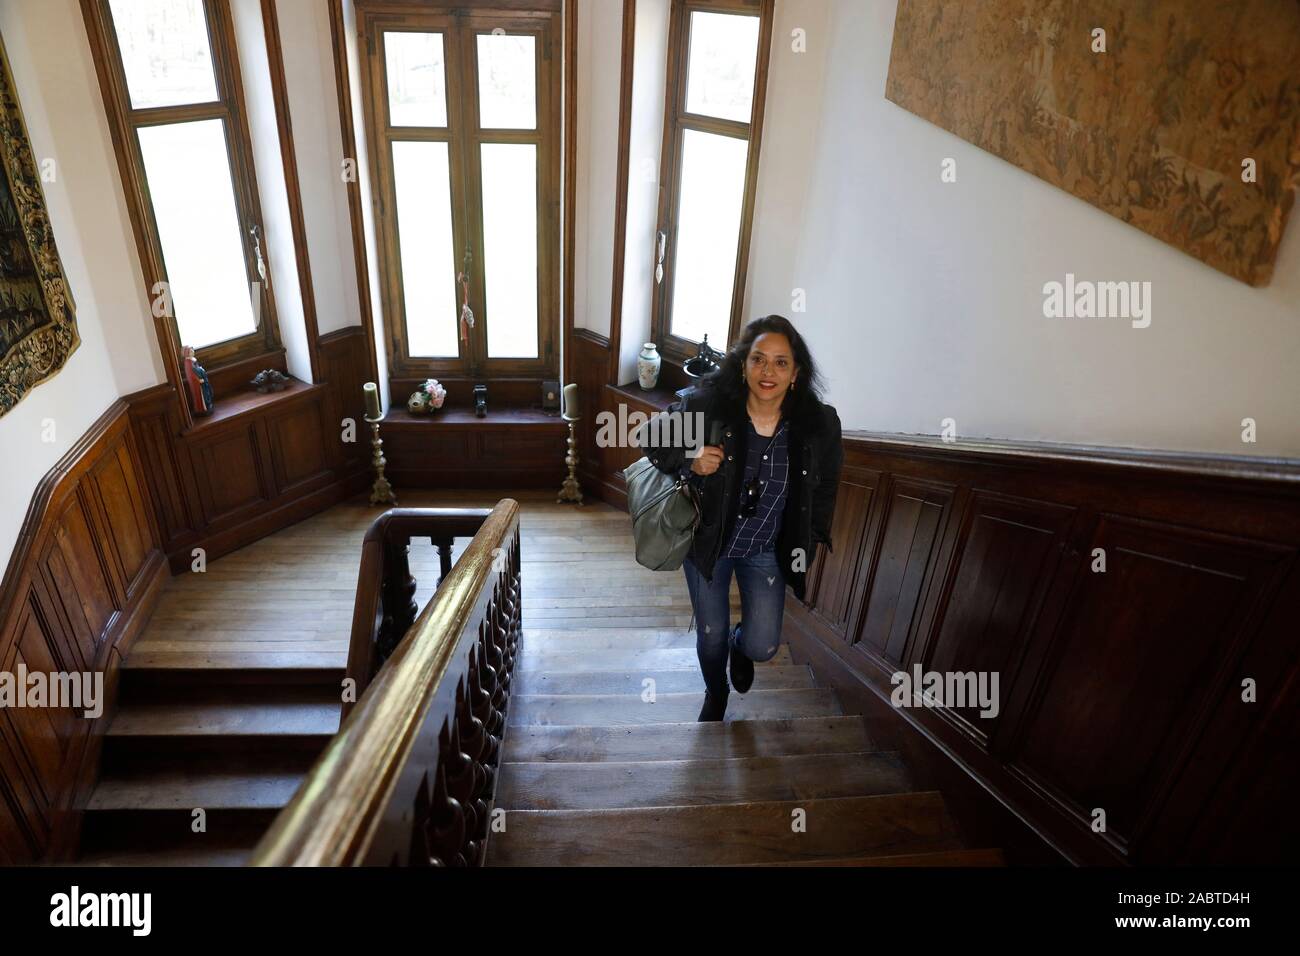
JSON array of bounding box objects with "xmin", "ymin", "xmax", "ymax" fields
[{"xmin": 697, "ymin": 315, "xmax": 825, "ymax": 423}]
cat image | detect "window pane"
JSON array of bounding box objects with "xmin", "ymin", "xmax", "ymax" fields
[
  {"xmin": 108, "ymin": 0, "xmax": 218, "ymax": 109},
  {"xmin": 384, "ymin": 32, "xmax": 447, "ymax": 127},
  {"xmin": 391, "ymin": 141, "xmax": 459, "ymax": 358},
  {"xmin": 670, "ymin": 130, "xmax": 748, "ymax": 347},
  {"xmin": 481, "ymin": 144, "xmax": 538, "ymax": 358},
  {"xmin": 476, "ymin": 34, "xmax": 536, "ymax": 129},
  {"xmin": 685, "ymin": 11, "xmax": 760, "ymax": 122},
  {"xmin": 137, "ymin": 120, "xmax": 257, "ymax": 349}
]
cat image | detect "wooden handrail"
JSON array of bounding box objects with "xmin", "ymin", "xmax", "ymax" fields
[
  {"xmin": 343, "ymin": 506, "xmax": 497, "ymax": 718},
  {"xmin": 250, "ymin": 499, "xmax": 522, "ymax": 866}
]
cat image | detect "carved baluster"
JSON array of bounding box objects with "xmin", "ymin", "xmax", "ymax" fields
[
  {"xmin": 376, "ymin": 536, "xmax": 418, "ymax": 671},
  {"xmin": 473, "ymin": 630, "xmax": 504, "ymax": 737},
  {"xmin": 408, "ymin": 771, "xmax": 436, "ymax": 867},
  {"xmin": 426, "ymin": 760, "xmax": 467, "ymax": 867},
  {"xmin": 441, "ymin": 720, "xmax": 480, "ymax": 863},
  {"xmin": 433, "ymin": 535, "xmax": 454, "ymax": 588},
  {"xmin": 465, "ymin": 645, "xmax": 499, "ymax": 763}
]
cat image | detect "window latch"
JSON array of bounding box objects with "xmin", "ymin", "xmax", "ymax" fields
[
  {"xmin": 249, "ymin": 224, "xmax": 269, "ymax": 290},
  {"xmin": 655, "ymin": 230, "xmax": 667, "ymax": 284}
]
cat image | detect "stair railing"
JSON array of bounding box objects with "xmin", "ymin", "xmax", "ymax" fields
[{"xmin": 249, "ymin": 499, "xmax": 521, "ymax": 866}]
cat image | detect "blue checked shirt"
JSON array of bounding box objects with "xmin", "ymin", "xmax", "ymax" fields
[{"xmin": 722, "ymin": 418, "xmax": 790, "ymax": 558}]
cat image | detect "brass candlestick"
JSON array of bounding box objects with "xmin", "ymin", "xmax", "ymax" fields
[
  {"xmin": 366, "ymin": 414, "xmax": 396, "ymax": 506},
  {"xmin": 557, "ymin": 414, "xmax": 584, "ymax": 505}
]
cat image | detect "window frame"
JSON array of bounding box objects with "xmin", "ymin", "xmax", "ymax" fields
[
  {"xmin": 83, "ymin": 0, "xmax": 282, "ymax": 375},
  {"xmin": 650, "ymin": 0, "xmax": 774, "ymax": 365},
  {"xmin": 356, "ymin": 3, "xmax": 561, "ymax": 382}
]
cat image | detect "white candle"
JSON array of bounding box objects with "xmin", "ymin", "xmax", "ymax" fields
[
  {"xmin": 563, "ymin": 383, "xmax": 580, "ymax": 419},
  {"xmin": 363, "ymin": 382, "xmax": 381, "ymax": 420}
]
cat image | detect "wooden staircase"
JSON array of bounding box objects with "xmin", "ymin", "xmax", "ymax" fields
[
  {"xmin": 77, "ymin": 662, "xmax": 342, "ymax": 866},
  {"xmin": 70, "ymin": 491, "xmax": 1003, "ymax": 867},
  {"xmin": 487, "ymin": 638, "xmax": 1002, "ymax": 866}
]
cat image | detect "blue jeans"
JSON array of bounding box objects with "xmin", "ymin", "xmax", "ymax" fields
[{"xmin": 682, "ymin": 549, "xmax": 787, "ymax": 699}]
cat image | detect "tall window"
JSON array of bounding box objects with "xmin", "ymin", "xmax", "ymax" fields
[
  {"xmin": 86, "ymin": 0, "xmax": 279, "ymax": 370},
  {"xmin": 653, "ymin": 0, "xmax": 772, "ymax": 361},
  {"xmin": 357, "ymin": 4, "xmax": 560, "ymax": 380}
]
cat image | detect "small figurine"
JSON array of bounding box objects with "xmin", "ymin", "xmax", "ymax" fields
[
  {"xmin": 182, "ymin": 346, "xmax": 214, "ymax": 416},
  {"xmin": 250, "ymin": 369, "xmax": 291, "ymax": 393}
]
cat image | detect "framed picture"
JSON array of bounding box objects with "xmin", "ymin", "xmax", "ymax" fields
[{"xmin": 0, "ymin": 29, "xmax": 79, "ymax": 418}]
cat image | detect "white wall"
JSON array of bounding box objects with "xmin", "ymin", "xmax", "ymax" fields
[
  {"xmin": 573, "ymin": 0, "xmax": 623, "ymax": 340},
  {"xmin": 747, "ymin": 0, "xmax": 1300, "ymax": 457},
  {"xmin": 0, "ymin": 0, "xmax": 163, "ymax": 570},
  {"xmin": 231, "ymin": 0, "xmax": 313, "ymax": 383},
  {"xmin": 275, "ymin": 0, "xmax": 362, "ymax": 337},
  {"xmin": 615, "ymin": 0, "xmax": 669, "ymax": 385},
  {"xmin": 342, "ymin": 0, "xmax": 390, "ymax": 408}
]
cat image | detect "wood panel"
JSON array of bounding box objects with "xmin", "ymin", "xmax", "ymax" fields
[
  {"xmin": 920, "ymin": 491, "xmax": 1075, "ymax": 748},
  {"xmin": 781, "ymin": 431, "xmax": 1300, "ymax": 865},
  {"xmin": 0, "ymin": 401, "xmax": 167, "ymax": 862},
  {"xmin": 125, "ymin": 328, "xmax": 372, "ymax": 572},
  {"xmin": 1005, "ymin": 515, "xmax": 1290, "ymax": 857},
  {"xmin": 805, "ymin": 465, "xmax": 878, "ymax": 637},
  {"xmin": 857, "ymin": 477, "xmax": 954, "ymax": 665}
]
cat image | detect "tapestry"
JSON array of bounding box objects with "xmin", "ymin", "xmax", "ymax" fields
[
  {"xmin": 885, "ymin": 0, "xmax": 1300, "ymax": 286},
  {"xmin": 0, "ymin": 29, "xmax": 79, "ymax": 418}
]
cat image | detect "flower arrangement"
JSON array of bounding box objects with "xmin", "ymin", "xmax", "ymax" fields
[{"xmin": 406, "ymin": 378, "xmax": 447, "ymax": 415}]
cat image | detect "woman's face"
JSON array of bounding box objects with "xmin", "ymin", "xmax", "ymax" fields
[{"xmin": 744, "ymin": 332, "xmax": 798, "ymax": 401}]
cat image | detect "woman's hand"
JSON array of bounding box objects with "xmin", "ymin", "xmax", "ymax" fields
[{"xmin": 690, "ymin": 445, "xmax": 724, "ymax": 476}]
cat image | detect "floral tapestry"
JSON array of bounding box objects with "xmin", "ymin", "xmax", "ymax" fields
[
  {"xmin": 0, "ymin": 30, "xmax": 78, "ymax": 418},
  {"xmin": 885, "ymin": 0, "xmax": 1300, "ymax": 286}
]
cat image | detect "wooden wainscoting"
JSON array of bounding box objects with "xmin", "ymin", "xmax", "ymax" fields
[
  {"xmin": 784, "ymin": 433, "xmax": 1300, "ymax": 865},
  {"xmin": 126, "ymin": 327, "xmax": 372, "ymax": 572},
  {"xmin": 0, "ymin": 401, "xmax": 167, "ymax": 864}
]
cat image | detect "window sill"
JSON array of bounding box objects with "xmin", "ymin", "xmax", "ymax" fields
[
  {"xmin": 380, "ymin": 405, "xmax": 568, "ymax": 430},
  {"xmin": 608, "ymin": 381, "xmax": 686, "ymax": 412},
  {"xmin": 183, "ymin": 378, "xmax": 323, "ymax": 436}
]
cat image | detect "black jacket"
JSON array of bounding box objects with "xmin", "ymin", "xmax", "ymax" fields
[{"xmin": 640, "ymin": 384, "xmax": 843, "ymax": 603}]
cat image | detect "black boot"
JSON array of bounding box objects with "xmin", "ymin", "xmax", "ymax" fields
[
  {"xmin": 729, "ymin": 623, "xmax": 755, "ymax": 694},
  {"xmin": 698, "ymin": 689, "xmax": 729, "ymax": 721}
]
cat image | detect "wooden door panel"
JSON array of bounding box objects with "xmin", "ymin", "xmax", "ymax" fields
[
  {"xmin": 43, "ymin": 495, "xmax": 117, "ymax": 669},
  {"xmin": 190, "ymin": 426, "xmax": 268, "ymax": 524},
  {"xmin": 806, "ymin": 466, "xmax": 877, "ymax": 636},
  {"xmin": 91, "ymin": 439, "xmax": 153, "ymax": 597},
  {"xmin": 857, "ymin": 478, "xmax": 954, "ymax": 665},
  {"xmin": 922, "ymin": 491, "xmax": 1075, "ymax": 747},
  {"xmin": 266, "ymin": 401, "xmax": 330, "ymax": 495},
  {"xmin": 1007, "ymin": 515, "xmax": 1289, "ymax": 852}
]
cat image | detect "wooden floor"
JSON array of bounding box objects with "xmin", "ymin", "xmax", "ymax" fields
[{"xmin": 76, "ymin": 489, "xmax": 1001, "ymax": 866}]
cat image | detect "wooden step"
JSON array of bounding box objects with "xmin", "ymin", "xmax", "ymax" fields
[
  {"xmin": 736, "ymin": 847, "xmax": 1007, "ymax": 866},
  {"xmin": 508, "ymin": 688, "xmax": 840, "ymax": 726},
  {"xmin": 485, "ymin": 791, "xmax": 963, "ymax": 866},
  {"xmin": 103, "ymin": 698, "xmax": 340, "ymax": 760},
  {"xmin": 519, "ymin": 645, "xmax": 794, "ymax": 673},
  {"xmin": 76, "ymin": 838, "xmax": 258, "ymax": 867},
  {"xmin": 497, "ymin": 751, "xmax": 913, "ymax": 810},
  {"xmin": 515, "ymin": 665, "xmax": 814, "ymax": 695},
  {"xmin": 502, "ymin": 716, "xmax": 876, "ymax": 763},
  {"xmin": 88, "ymin": 765, "xmax": 309, "ymax": 812}
]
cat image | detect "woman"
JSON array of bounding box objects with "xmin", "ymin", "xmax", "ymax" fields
[{"xmin": 642, "ymin": 316, "xmax": 843, "ymax": 721}]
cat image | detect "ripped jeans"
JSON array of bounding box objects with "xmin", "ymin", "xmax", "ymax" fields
[{"xmin": 682, "ymin": 548, "xmax": 787, "ymax": 699}]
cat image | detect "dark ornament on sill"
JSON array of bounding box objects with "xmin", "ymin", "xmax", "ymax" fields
[
  {"xmin": 474, "ymin": 383, "xmax": 488, "ymax": 418},
  {"xmin": 682, "ymin": 335, "xmax": 722, "ymax": 379},
  {"xmin": 250, "ymin": 369, "xmax": 291, "ymax": 394}
]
